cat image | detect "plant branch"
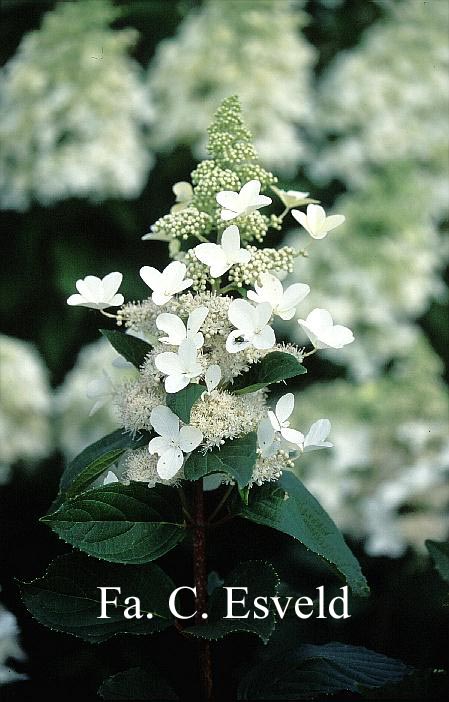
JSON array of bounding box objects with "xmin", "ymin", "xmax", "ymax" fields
[{"xmin": 193, "ymin": 481, "xmax": 214, "ymax": 701}]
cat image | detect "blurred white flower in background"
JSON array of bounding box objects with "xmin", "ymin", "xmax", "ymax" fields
[
  {"xmin": 55, "ymin": 338, "xmax": 137, "ymax": 461},
  {"xmin": 0, "ymin": 0, "xmax": 154, "ymax": 210},
  {"xmin": 0, "ymin": 335, "xmax": 53, "ymax": 484},
  {"xmin": 311, "ymin": 0, "xmax": 449, "ymax": 212},
  {"xmin": 0, "ymin": 600, "xmax": 27, "ymax": 685},
  {"xmin": 147, "ymin": 0, "xmax": 315, "ymax": 174},
  {"xmin": 293, "ymin": 335, "xmax": 449, "ymax": 557},
  {"xmin": 285, "ymin": 165, "xmax": 449, "ymax": 379}
]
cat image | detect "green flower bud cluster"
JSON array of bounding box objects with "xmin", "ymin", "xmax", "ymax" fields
[
  {"xmin": 151, "ymin": 206, "xmax": 213, "ymax": 243},
  {"xmin": 229, "ymin": 245, "xmax": 298, "ymax": 287},
  {"xmin": 182, "ymin": 251, "xmax": 210, "ymax": 292},
  {"xmin": 191, "ymin": 160, "xmax": 241, "ymax": 214},
  {"xmin": 207, "ymin": 96, "xmax": 277, "ymax": 191},
  {"xmin": 224, "ymin": 210, "xmax": 269, "ymax": 244}
]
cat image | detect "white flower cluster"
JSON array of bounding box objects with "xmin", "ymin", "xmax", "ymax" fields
[
  {"xmin": 0, "ymin": 599, "xmax": 27, "ymax": 685},
  {"xmin": 311, "ymin": 0, "xmax": 449, "ymax": 209},
  {"xmin": 286, "ymin": 165, "xmax": 449, "ymax": 378},
  {"xmin": 0, "ymin": 335, "xmax": 53, "ymax": 484},
  {"xmin": 55, "ymin": 338, "xmax": 138, "ymax": 461},
  {"xmin": 293, "ymin": 335, "xmax": 449, "ymax": 557},
  {"xmin": 0, "ymin": 0, "xmax": 154, "ymax": 210},
  {"xmin": 68, "ymin": 102, "xmax": 350, "ymax": 486},
  {"xmin": 147, "ymin": 0, "xmax": 314, "ymax": 174}
]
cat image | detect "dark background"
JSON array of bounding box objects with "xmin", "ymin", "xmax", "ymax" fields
[{"xmin": 1, "ymin": 1, "xmax": 448, "ymax": 699}]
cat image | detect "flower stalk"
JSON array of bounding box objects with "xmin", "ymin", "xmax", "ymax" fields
[{"xmin": 193, "ymin": 480, "xmax": 214, "ymax": 702}]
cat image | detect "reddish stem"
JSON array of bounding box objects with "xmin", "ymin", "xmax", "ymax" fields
[{"xmin": 193, "ymin": 480, "xmax": 214, "ymax": 702}]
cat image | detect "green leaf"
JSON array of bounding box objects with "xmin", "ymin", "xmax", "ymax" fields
[
  {"xmin": 166, "ymin": 384, "xmax": 205, "ymax": 423},
  {"xmin": 240, "ymin": 472, "xmax": 369, "ymax": 598},
  {"xmin": 99, "ymin": 666, "xmax": 179, "ymax": 700},
  {"xmin": 42, "ymin": 483, "xmax": 185, "ymax": 564},
  {"xmin": 59, "ymin": 428, "xmax": 149, "ymax": 497},
  {"xmin": 231, "ymin": 352, "xmax": 306, "ymax": 395},
  {"xmin": 238, "ymin": 642, "xmax": 412, "ymax": 700},
  {"xmin": 426, "ymin": 540, "xmax": 449, "ymax": 583},
  {"xmin": 184, "ymin": 433, "xmax": 257, "ymax": 488},
  {"xmin": 101, "ymin": 329, "xmax": 152, "ymax": 368},
  {"xmin": 186, "ymin": 560, "xmax": 279, "ymax": 643},
  {"xmin": 21, "ymin": 553, "xmax": 175, "ymax": 644}
]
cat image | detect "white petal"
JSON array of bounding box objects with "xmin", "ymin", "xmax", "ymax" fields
[
  {"xmin": 281, "ymin": 427, "xmax": 305, "ymax": 447},
  {"xmin": 148, "ymin": 436, "xmax": 172, "ymax": 455},
  {"xmin": 101, "ymin": 272, "xmax": 123, "ymax": 299},
  {"xmin": 140, "ymin": 266, "xmax": 162, "ymax": 292},
  {"xmin": 304, "ymin": 419, "xmax": 331, "ymax": 448},
  {"xmin": 150, "ymin": 405, "xmax": 180, "ymax": 440},
  {"xmin": 323, "ymin": 214, "xmax": 345, "ymax": 233},
  {"xmin": 157, "ymin": 449, "xmax": 184, "ymax": 479},
  {"xmin": 281, "ymin": 283, "xmax": 310, "ymax": 311},
  {"xmin": 297, "ymin": 320, "xmax": 323, "ymax": 348},
  {"xmin": 187, "ymin": 307, "xmax": 209, "ymax": 336},
  {"xmin": 152, "ymin": 291, "xmax": 172, "ymax": 306},
  {"xmin": 291, "ymin": 209, "xmax": 310, "ymax": 234},
  {"xmin": 326, "ymin": 325, "xmax": 354, "ymax": 348},
  {"xmin": 178, "ymin": 339, "xmax": 199, "ymax": 373},
  {"xmin": 268, "ymin": 410, "xmax": 281, "ymax": 432},
  {"xmin": 209, "ymin": 257, "xmax": 231, "ymax": 278},
  {"xmin": 156, "ymin": 313, "xmax": 186, "ymax": 345},
  {"xmin": 220, "ymin": 209, "xmax": 238, "ymax": 221},
  {"xmin": 254, "ymin": 301, "xmax": 273, "ymax": 330},
  {"xmin": 306, "ymin": 308, "xmax": 334, "ymax": 333},
  {"xmin": 163, "ymin": 261, "xmax": 188, "ymax": 290},
  {"xmin": 275, "ymin": 393, "xmax": 295, "ymax": 424},
  {"xmin": 205, "ymin": 364, "xmax": 221, "ymax": 393},
  {"xmin": 216, "ymin": 190, "xmax": 240, "ymax": 211},
  {"xmin": 67, "ymin": 293, "xmax": 86, "ymax": 306},
  {"xmin": 194, "ymin": 242, "xmax": 221, "ymax": 266},
  {"xmin": 165, "ymin": 374, "xmax": 190, "ymax": 393},
  {"xmin": 307, "ymin": 204, "xmax": 326, "ymax": 235},
  {"xmin": 103, "ymin": 470, "xmax": 119, "ymax": 485},
  {"xmin": 255, "ymin": 194, "xmax": 272, "ymax": 208},
  {"xmin": 173, "ymin": 181, "xmax": 193, "ymax": 202},
  {"xmin": 239, "ymin": 179, "xmax": 261, "ymax": 206},
  {"xmin": 108, "ymin": 294, "xmax": 124, "ymax": 307},
  {"xmin": 155, "ymin": 351, "xmax": 183, "ymax": 376},
  {"xmin": 257, "ymin": 417, "xmax": 276, "ymax": 457},
  {"xmin": 179, "ymin": 425, "xmax": 203, "ymax": 453},
  {"xmin": 228, "ymin": 299, "xmax": 256, "ymax": 334},
  {"xmin": 252, "ymin": 325, "xmax": 275, "ymax": 349},
  {"xmin": 236, "ymin": 248, "xmax": 252, "ymax": 265},
  {"xmin": 220, "ymin": 225, "xmax": 240, "ymax": 258}
]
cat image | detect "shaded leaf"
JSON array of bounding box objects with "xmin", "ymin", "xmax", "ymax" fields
[
  {"xmin": 59, "ymin": 428, "xmax": 149, "ymax": 497},
  {"xmin": 240, "ymin": 472, "xmax": 369, "ymax": 597},
  {"xmin": 231, "ymin": 352, "xmax": 306, "ymax": 395},
  {"xmin": 101, "ymin": 329, "xmax": 152, "ymax": 368},
  {"xmin": 184, "ymin": 433, "xmax": 257, "ymax": 488},
  {"xmin": 186, "ymin": 560, "xmax": 279, "ymax": 643},
  {"xmin": 99, "ymin": 666, "xmax": 179, "ymax": 700},
  {"xmin": 166, "ymin": 384, "xmax": 205, "ymax": 423},
  {"xmin": 42, "ymin": 483, "xmax": 185, "ymax": 564},
  {"xmin": 21, "ymin": 553, "xmax": 175, "ymax": 644},
  {"xmin": 426, "ymin": 539, "xmax": 449, "ymax": 583},
  {"xmin": 238, "ymin": 642, "xmax": 412, "ymax": 700}
]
